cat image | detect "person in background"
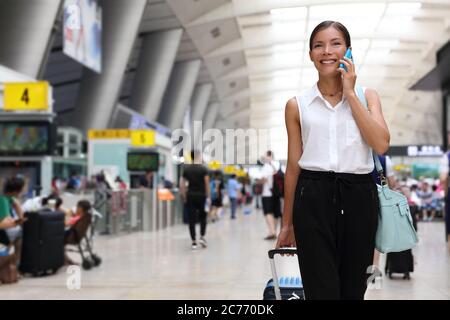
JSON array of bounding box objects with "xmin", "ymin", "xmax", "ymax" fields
[
  {"xmin": 209, "ymin": 171, "xmax": 223, "ymax": 223},
  {"xmin": 226, "ymin": 174, "xmax": 240, "ymax": 220},
  {"xmin": 417, "ymin": 182, "xmax": 434, "ymax": 222},
  {"xmin": 115, "ymin": 176, "xmax": 127, "ymax": 191},
  {"xmin": 253, "ymin": 178, "xmax": 263, "ymax": 209},
  {"xmin": 66, "ymin": 172, "xmax": 81, "ymax": 191},
  {"xmin": 440, "ymin": 150, "xmax": 450, "ymax": 249},
  {"xmin": 51, "ymin": 177, "xmax": 63, "ymax": 196},
  {"xmin": 139, "ymin": 171, "xmax": 154, "ymax": 189},
  {"xmin": 64, "ymin": 200, "xmax": 92, "ymax": 265},
  {"xmin": 431, "ymin": 185, "xmax": 443, "ymax": 218},
  {"xmin": 179, "ymin": 150, "xmax": 210, "ymax": 250},
  {"xmin": 261, "ymin": 151, "xmax": 280, "ymax": 241},
  {"xmin": 439, "ymin": 150, "xmax": 450, "ymax": 251},
  {"xmin": 242, "ymin": 175, "xmax": 252, "ymax": 215},
  {"xmin": 0, "ymin": 177, "xmax": 26, "ymax": 265}
]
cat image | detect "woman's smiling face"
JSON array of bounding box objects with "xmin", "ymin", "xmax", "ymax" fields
[{"xmin": 309, "ymin": 27, "xmax": 348, "ymax": 76}]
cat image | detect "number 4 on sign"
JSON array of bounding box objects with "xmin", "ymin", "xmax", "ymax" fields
[
  {"xmin": 3, "ymin": 81, "xmax": 49, "ymax": 111},
  {"xmin": 21, "ymin": 89, "xmax": 30, "ymax": 105}
]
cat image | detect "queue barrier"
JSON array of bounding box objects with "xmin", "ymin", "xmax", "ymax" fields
[{"xmin": 87, "ymin": 188, "xmax": 183, "ymax": 235}]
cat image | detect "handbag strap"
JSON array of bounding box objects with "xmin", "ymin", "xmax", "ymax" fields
[{"xmin": 355, "ymin": 85, "xmax": 388, "ymax": 186}]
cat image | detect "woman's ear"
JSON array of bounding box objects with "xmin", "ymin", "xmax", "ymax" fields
[{"xmin": 309, "ymin": 51, "xmax": 313, "ymax": 62}]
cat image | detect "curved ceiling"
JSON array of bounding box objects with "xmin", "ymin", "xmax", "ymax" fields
[{"xmin": 165, "ymin": 0, "xmax": 450, "ymax": 159}]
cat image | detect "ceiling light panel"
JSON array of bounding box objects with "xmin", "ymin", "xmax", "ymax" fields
[
  {"xmin": 272, "ymin": 21, "xmax": 306, "ymax": 39},
  {"xmin": 270, "ymin": 6, "xmax": 307, "ymax": 21},
  {"xmin": 385, "ymin": 2, "xmax": 422, "ymax": 16},
  {"xmin": 309, "ymin": 3, "xmax": 385, "ymax": 19},
  {"xmin": 307, "ymin": 18, "xmax": 379, "ymax": 37}
]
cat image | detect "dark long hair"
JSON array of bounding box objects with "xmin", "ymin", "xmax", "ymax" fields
[{"xmin": 309, "ymin": 21, "xmax": 351, "ymax": 51}]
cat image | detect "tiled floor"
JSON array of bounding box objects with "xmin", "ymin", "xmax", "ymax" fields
[{"xmin": 1, "ymin": 207, "xmax": 449, "ymax": 300}]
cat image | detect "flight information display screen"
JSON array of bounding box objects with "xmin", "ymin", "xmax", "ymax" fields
[
  {"xmin": 127, "ymin": 152, "xmax": 159, "ymax": 172},
  {"xmin": 0, "ymin": 121, "xmax": 53, "ymax": 156}
]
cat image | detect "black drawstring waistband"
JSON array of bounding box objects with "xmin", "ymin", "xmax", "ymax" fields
[{"xmin": 299, "ymin": 169, "xmax": 373, "ymax": 214}]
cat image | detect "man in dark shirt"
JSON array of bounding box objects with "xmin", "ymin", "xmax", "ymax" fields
[{"xmin": 180, "ymin": 150, "xmax": 210, "ymax": 250}]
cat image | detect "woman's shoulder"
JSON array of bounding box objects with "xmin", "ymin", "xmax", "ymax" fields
[{"xmin": 285, "ymin": 97, "xmax": 300, "ymax": 119}]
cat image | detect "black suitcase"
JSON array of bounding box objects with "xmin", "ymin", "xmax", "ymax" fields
[
  {"xmin": 263, "ymin": 248, "xmax": 305, "ymax": 300},
  {"xmin": 19, "ymin": 210, "xmax": 65, "ymax": 276},
  {"xmin": 385, "ymin": 249, "xmax": 414, "ymax": 280}
]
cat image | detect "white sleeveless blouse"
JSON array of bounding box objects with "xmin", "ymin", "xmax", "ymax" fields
[{"xmin": 296, "ymin": 83, "xmax": 374, "ymax": 174}]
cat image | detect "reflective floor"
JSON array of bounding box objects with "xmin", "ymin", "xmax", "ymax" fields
[{"xmin": 1, "ymin": 207, "xmax": 449, "ymax": 300}]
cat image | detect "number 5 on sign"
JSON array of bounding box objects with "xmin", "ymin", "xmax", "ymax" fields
[
  {"xmin": 131, "ymin": 130, "xmax": 155, "ymax": 147},
  {"xmin": 4, "ymin": 82, "xmax": 49, "ymax": 111}
]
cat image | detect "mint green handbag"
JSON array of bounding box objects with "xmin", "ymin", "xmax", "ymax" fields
[{"xmin": 356, "ymin": 86, "xmax": 419, "ymax": 253}]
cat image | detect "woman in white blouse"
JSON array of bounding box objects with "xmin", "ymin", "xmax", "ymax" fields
[{"xmin": 276, "ymin": 21, "xmax": 390, "ymax": 300}]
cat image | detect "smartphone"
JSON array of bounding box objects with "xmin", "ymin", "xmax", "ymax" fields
[{"xmin": 339, "ymin": 47, "xmax": 353, "ymax": 71}]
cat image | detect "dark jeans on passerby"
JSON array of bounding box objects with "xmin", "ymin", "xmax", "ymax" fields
[
  {"xmin": 292, "ymin": 169, "xmax": 379, "ymax": 300},
  {"xmin": 186, "ymin": 194, "xmax": 207, "ymax": 242},
  {"xmin": 230, "ymin": 197, "xmax": 237, "ymax": 219}
]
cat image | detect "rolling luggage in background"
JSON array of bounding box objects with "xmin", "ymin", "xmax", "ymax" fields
[
  {"xmin": 263, "ymin": 248, "xmax": 305, "ymax": 300},
  {"xmin": 385, "ymin": 249, "xmax": 414, "ymax": 280},
  {"xmin": 19, "ymin": 210, "xmax": 65, "ymax": 276}
]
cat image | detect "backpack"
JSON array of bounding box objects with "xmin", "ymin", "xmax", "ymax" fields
[{"xmin": 272, "ymin": 169, "xmax": 285, "ymax": 198}]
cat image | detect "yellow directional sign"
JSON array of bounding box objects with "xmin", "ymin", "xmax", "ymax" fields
[
  {"xmin": 88, "ymin": 129, "xmax": 131, "ymax": 140},
  {"xmin": 208, "ymin": 160, "xmax": 222, "ymax": 170},
  {"xmin": 4, "ymin": 81, "xmax": 49, "ymax": 111},
  {"xmin": 224, "ymin": 165, "xmax": 237, "ymax": 174},
  {"xmin": 131, "ymin": 130, "xmax": 155, "ymax": 147},
  {"xmin": 236, "ymin": 169, "xmax": 247, "ymax": 177}
]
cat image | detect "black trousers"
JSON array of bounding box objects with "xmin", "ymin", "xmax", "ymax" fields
[
  {"xmin": 293, "ymin": 169, "xmax": 379, "ymax": 300},
  {"xmin": 186, "ymin": 194, "xmax": 207, "ymax": 242}
]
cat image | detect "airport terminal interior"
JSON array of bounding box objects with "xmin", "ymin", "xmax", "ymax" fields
[{"xmin": 0, "ymin": 0, "xmax": 450, "ymax": 300}]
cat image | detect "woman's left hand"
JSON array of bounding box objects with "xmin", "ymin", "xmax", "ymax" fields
[{"xmin": 337, "ymin": 57, "xmax": 357, "ymax": 98}]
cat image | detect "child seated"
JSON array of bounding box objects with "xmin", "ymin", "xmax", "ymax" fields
[{"xmin": 64, "ymin": 200, "xmax": 92, "ymax": 265}]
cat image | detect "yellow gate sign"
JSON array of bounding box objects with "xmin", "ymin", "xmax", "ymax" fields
[
  {"xmin": 4, "ymin": 81, "xmax": 49, "ymax": 111},
  {"xmin": 131, "ymin": 130, "xmax": 155, "ymax": 147},
  {"xmin": 88, "ymin": 129, "xmax": 131, "ymax": 140}
]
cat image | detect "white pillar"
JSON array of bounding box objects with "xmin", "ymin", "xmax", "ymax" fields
[
  {"xmin": 130, "ymin": 29, "xmax": 183, "ymax": 121},
  {"xmin": 158, "ymin": 59, "xmax": 201, "ymax": 130}
]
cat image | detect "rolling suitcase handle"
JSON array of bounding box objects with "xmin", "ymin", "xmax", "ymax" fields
[{"xmin": 268, "ymin": 248, "xmax": 298, "ymax": 300}]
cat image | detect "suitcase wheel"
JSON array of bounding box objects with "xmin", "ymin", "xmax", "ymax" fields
[
  {"xmin": 82, "ymin": 259, "xmax": 92, "ymax": 270},
  {"xmin": 91, "ymin": 255, "xmax": 102, "ymax": 267}
]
